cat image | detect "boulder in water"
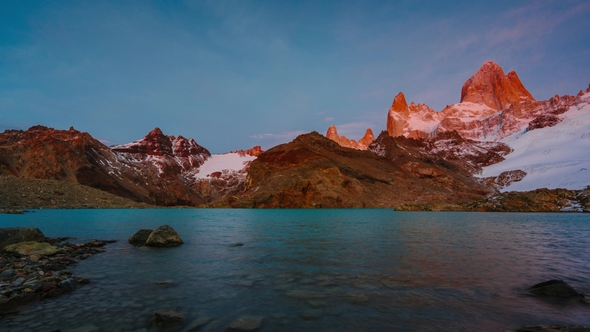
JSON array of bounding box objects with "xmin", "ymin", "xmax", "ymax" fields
[
  {"xmin": 145, "ymin": 225, "xmax": 184, "ymax": 247},
  {"xmin": 128, "ymin": 229, "xmax": 153, "ymax": 246},
  {"xmin": 528, "ymin": 280, "xmax": 584, "ymax": 298}
]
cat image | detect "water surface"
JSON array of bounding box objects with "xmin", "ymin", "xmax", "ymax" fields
[{"xmin": 1, "ymin": 209, "xmax": 589, "ymax": 331}]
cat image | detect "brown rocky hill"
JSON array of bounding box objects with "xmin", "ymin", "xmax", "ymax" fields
[
  {"xmin": 208, "ymin": 132, "xmax": 499, "ymax": 208},
  {"xmin": 0, "ymin": 126, "xmax": 210, "ymax": 206}
]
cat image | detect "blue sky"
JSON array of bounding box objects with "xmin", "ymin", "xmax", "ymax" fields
[{"xmin": 1, "ymin": 1, "xmax": 589, "ymax": 153}]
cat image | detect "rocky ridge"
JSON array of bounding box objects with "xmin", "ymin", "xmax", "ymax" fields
[
  {"xmin": 326, "ymin": 125, "xmax": 374, "ymax": 150},
  {"xmin": 0, "ymin": 126, "xmax": 256, "ymax": 207},
  {"xmin": 208, "ymin": 131, "xmax": 497, "ymax": 208}
]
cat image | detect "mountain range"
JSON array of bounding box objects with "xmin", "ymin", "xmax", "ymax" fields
[{"xmin": 1, "ymin": 61, "xmax": 589, "ymax": 210}]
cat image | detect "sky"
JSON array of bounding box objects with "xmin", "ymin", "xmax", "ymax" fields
[{"xmin": 1, "ymin": 1, "xmax": 589, "ymax": 153}]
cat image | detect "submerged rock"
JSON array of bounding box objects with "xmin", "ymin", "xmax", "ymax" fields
[
  {"xmin": 226, "ymin": 317, "xmax": 263, "ymax": 331},
  {"xmin": 128, "ymin": 229, "xmax": 153, "ymax": 246},
  {"xmin": 150, "ymin": 311, "xmax": 186, "ymax": 327},
  {"xmin": 3, "ymin": 241, "xmax": 60, "ymax": 257},
  {"xmin": 528, "ymin": 280, "xmax": 584, "ymax": 298},
  {"xmin": 0, "ymin": 227, "xmax": 45, "ymax": 249},
  {"xmin": 145, "ymin": 225, "xmax": 184, "ymax": 247},
  {"xmin": 516, "ymin": 325, "xmax": 590, "ymax": 332}
]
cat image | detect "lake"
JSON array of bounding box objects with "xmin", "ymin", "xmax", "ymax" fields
[{"xmin": 1, "ymin": 209, "xmax": 589, "ymax": 331}]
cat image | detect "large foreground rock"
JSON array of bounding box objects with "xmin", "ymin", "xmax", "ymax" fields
[
  {"xmin": 528, "ymin": 280, "xmax": 584, "ymax": 298},
  {"xmin": 0, "ymin": 227, "xmax": 45, "ymax": 249},
  {"xmin": 3, "ymin": 241, "xmax": 59, "ymax": 256},
  {"xmin": 145, "ymin": 225, "xmax": 183, "ymax": 247}
]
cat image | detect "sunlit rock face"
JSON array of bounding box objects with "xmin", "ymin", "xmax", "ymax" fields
[
  {"xmin": 460, "ymin": 60, "xmax": 535, "ymax": 111},
  {"xmin": 325, "ymin": 125, "xmax": 374, "ymax": 150},
  {"xmin": 383, "ymin": 61, "xmax": 587, "ymax": 142}
]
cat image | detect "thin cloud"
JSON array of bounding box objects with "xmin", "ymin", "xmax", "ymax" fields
[{"xmin": 250, "ymin": 130, "xmax": 305, "ymax": 140}]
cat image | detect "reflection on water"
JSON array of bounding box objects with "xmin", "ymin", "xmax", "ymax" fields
[{"xmin": 1, "ymin": 209, "xmax": 590, "ymax": 331}]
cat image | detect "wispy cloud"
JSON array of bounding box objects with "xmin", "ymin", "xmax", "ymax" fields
[
  {"xmin": 356, "ymin": 89, "xmax": 384, "ymax": 99},
  {"xmin": 250, "ymin": 130, "xmax": 305, "ymax": 140}
]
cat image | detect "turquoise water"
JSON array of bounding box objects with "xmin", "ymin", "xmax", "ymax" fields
[{"xmin": 1, "ymin": 209, "xmax": 590, "ymax": 331}]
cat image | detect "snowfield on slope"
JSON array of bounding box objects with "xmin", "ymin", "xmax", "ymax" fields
[
  {"xmin": 481, "ymin": 92, "xmax": 590, "ymax": 191},
  {"xmin": 194, "ymin": 153, "xmax": 256, "ymax": 179}
]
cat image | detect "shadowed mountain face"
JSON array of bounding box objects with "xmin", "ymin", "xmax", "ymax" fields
[
  {"xmin": 209, "ymin": 132, "xmax": 499, "ymax": 208},
  {"xmin": 0, "ymin": 126, "xmax": 210, "ymax": 206}
]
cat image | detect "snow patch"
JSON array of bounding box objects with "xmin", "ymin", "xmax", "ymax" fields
[
  {"xmin": 194, "ymin": 153, "xmax": 256, "ymax": 180},
  {"xmin": 481, "ymin": 98, "xmax": 590, "ymax": 191}
]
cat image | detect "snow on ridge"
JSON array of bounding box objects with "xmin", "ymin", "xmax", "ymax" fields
[
  {"xmin": 194, "ymin": 152, "xmax": 256, "ymax": 180},
  {"xmin": 481, "ymin": 98, "xmax": 590, "ymax": 191}
]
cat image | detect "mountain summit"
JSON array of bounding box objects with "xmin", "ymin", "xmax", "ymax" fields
[{"xmin": 460, "ymin": 61, "xmax": 535, "ymax": 110}]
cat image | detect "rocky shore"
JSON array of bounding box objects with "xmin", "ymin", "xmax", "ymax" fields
[
  {"xmin": 0, "ymin": 175, "xmax": 152, "ymax": 209},
  {"xmin": 0, "ymin": 227, "xmax": 115, "ymax": 315},
  {"xmin": 395, "ymin": 188, "xmax": 590, "ymax": 212}
]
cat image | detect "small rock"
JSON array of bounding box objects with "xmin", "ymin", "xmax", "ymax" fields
[
  {"xmin": 145, "ymin": 225, "xmax": 184, "ymax": 247},
  {"xmin": 42, "ymin": 283, "xmax": 55, "ymax": 292},
  {"xmin": 128, "ymin": 229, "xmax": 153, "ymax": 246},
  {"xmin": 150, "ymin": 311, "xmax": 185, "ymax": 327},
  {"xmin": 29, "ymin": 255, "xmax": 41, "ymax": 262},
  {"xmin": 13, "ymin": 277, "xmax": 25, "ymax": 286},
  {"xmin": 59, "ymin": 278, "xmax": 79, "ymax": 292},
  {"xmin": 528, "ymin": 280, "xmax": 584, "ymax": 298},
  {"xmin": 226, "ymin": 317, "xmax": 263, "ymax": 331},
  {"xmin": 0, "ymin": 269, "xmax": 15, "ymax": 278}
]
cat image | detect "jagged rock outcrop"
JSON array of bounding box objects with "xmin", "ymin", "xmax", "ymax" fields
[
  {"xmin": 208, "ymin": 132, "xmax": 497, "ymax": 208},
  {"xmin": 386, "ymin": 92, "xmax": 441, "ymax": 139},
  {"xmin": 111, "ymin": 127, "xmax": 210, "ymax": 172},
  {"xmin": 460, "ymin": 60, "xmax": 535, "ymax": 110},
  {"xmin": 325, "ymin": 125, "xmax": 374, "ymax": 150},
  {"xmin": 232, "ymin": 146, "xmax": 264, "ymax": 157}
]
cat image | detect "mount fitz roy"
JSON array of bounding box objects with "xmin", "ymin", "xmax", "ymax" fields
[{"xmin": 1, "ymin": 61, "xmax": 589, "ymax": 210}]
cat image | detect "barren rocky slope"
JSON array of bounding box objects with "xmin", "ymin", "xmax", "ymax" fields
[
  {"xmin": 0, "ymin": 175, "xmax": 150, "ymax": 209},
  {"xmin": 207, "ymin": 132, "xmax": 498, "ymax": 208}
]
